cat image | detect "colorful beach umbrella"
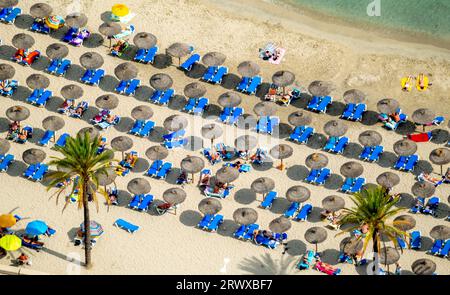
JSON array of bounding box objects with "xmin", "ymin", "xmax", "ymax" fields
[
  {"xmin": 0, "ymin": 214, "xmax": 16, "ymax": 228},
  {"xmin": 112, "ymin": 4, "xmax": 129, "ymax": 17},
  {"xmin": 0, "ymin": 235, "xmax": 21, "ymax": 251},
  {"xmin": 45, "ymin": 15, "xmax": 65, "ymax": 30},
  {"xmin": 25, "ymin": 220, "xmax": 48, "ymax": 236},
  {"xmin": 80, "ymin": 221, "xmax": 104, "ymax": 237}
]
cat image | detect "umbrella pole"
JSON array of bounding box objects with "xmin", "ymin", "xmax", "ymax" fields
[
  {"xmin": 192, "ymin": 173, "xmax": 195, "ymax": 184},
  {"xmin": 121, "ymin": 151, "xmax": 124, "ymax": 161},
  {"xmin": 440, "ymin": 165, "xmax": 443, "ymax": 176},
  {"xmin": 422, "ymin": 125, "xmax": 425, "ymax": 132},
  {"xmin": 178, "ymin": 57, "xmax": 181, "ymax": 67},
  {"xmin": 211, "ymin": 138, "xmax": 214, "ymax": 149},
  {"xmin": 315, "ymin": 243, "xmax": 318, "ymax": 254}
]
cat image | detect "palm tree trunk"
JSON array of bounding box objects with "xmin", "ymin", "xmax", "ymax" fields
[
  {"xmin": 372, "ymin": 229, "xmax": 379, "ymax": 275},
  {"xmin": 83, "ymin": 178, "xmax": 92, "ymax": 269}
]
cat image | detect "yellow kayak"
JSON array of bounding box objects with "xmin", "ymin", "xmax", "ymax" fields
[
  {"xmin": 416, "ymin": 74, "xmax": 429, "ymax": 91},
  {"xmin": 401, "ymin": 76, "xmax": 413, "ymax": 92}
]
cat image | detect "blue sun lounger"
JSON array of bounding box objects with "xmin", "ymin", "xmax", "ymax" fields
[
  {"xmin": 147, "ymin": 160, "xmax": 163, "ymax": 177},
  {"xmin": 234, "ymin": 225, "xmax": 247, "ymax": 239},
  {"xmin": 128, "ymin": 195, "xmax": 142, "ymax": 209},
  {"xmin": 164, "ymin": 138, "xmax": 188, "ymax": 149},
  {"xmin": 219, "ymin": 107, "xmax": 232, "ymax": 123},
  {"xmin": 438, "ymin": 240, "xmax": 450, "ymax": 257},
  {"xmin": 323, "ymin": 137, "xmax": 338, "ymax": 152},
  {"xmin": 80, "ymin": 69, "xmax": 93, "ymax": 83},
  {"xmin": 206, "ymin": 214, "xmax": 223, "ymax": 232},
  {"xmin": 24, "ymin": 164, "xmax": 38, "ymax": 178},
  {"xmin": 197, "ymin": 214, "xmax": 214, "ymax": 229},
  {"xmin": 184, "ymin": 98, "xmax": 197, "ymax": 113},
  {"xmin": 297, "ymin": 250, "xmax": 317, "ymax": 270},
  {"xmin": 315, "ymin": 168, "xmax": 330, "ymax": 185},
  {"xmin": 55, "ymin": 133, "xmax": 70, "ymax": 148},
  {"xmin": 124, "ymin": 79, "xmax": 140, "ymax": 96},
  {"xmin": 46, "ymin": 59, "xmax": 60, "ymax": 74},
  {"xmin": 394, "ymin": 156, "xmax": 408, "ymax": 170},
  {"xmin": 410, "ymin": 231, "xmax": 421, "ymax": 249},
  {"xmin": 350, "ymin": 177, "xmax": 365, "ymax": 193},
  {"xmin": 316, "ymin": 96, "xmax": 332, "ymax": 113},
  {"xmin": 429, "ymin": 239, "xmax": 443, "ymax": 255},
  {"xmin": 81, "ymin": 69, "xmax": 104, "ymax": 86},
  {"xmin": 0, "ymin": 154, "xmax": 14, "ymax": 172},
  {"xmin": 305, "ymin": 169, "xmax": 320, "ymax": 183},
  {"xmin": 404, "ymin": 155, "xmax": 419, "ymax": 172},
  {"xmin": 246, "ymin": 76, "xmax": 262, "ymax": 95},
  {"xmin": 137, "ymin": 194, "xmax": 154, "ymax": 212},
  {"xmin": 260, "ymin": 191, "xmax": 277, "ymax": 209},
  {"xmin": 210, "ymin": 67, "xmax": 228, "ymax": 84},
  {"xmin": 62, "ymin": 27, "xmax": 77, "ymax": 42},
  {"xmin": 133, "ymin": 48, "xmax": 146, "ymax": 62},
  {"xmin": 290, "ymin": 126, "xmax": 314, "ymax": 144},
  {"xmin": 115, "ymin": 80, "xmax": 128, "ymax": 94},
  {"xmin": 202, "ymin": 66, "xmax": 217, "ymax": 82},
  {"xmin": 368, "ymin": 146, "xmax": 384, "ymax": 162},
  {"xmin": 359, "ymin": 146, "xmax": 371, "ymax": 160},
  {"xmin": 243, "ymin": 224, "xmax": 259, "ymax": 241},
  {"xmin": 350, "ymin": 104, "xmax": 366, "ymax": 121},
  {"xmin": 138, "ymin": 121, "xmax": 155, "ymax": 137},
  {"xmin": 144, "ymin": 46, "xmax": 159, "ymax": 64},
  {"xmin": 294, "ymin": 204, "xmax": 312, "ymax": 221},
  {"xmin": 129, "ymin": 120, "xmax": 144, "ymax": 135},
  {"xmin": 149, "ymin": 90, "xmax": 162, "ymax": 104},
  {"xmin": 35, "ymin": 90, "xmax": 52, "ymax": 107},
  {"xmin": 1, "ymin": 7, "xmax": 21, "ymax": 24},
  {"xmin": 410, "ymin": 197, "xmax": 425, "ymax": 214},
  {"xmin": 39, "ymin": 130, "xmax": 55, "ymax": 146},
  {"xmin": 397, "ymin": 236, "xmax": 407, "ymax": 249},
  {"xmin": 27, "ymin": 89, "xmax": 43, "ymax": 104},
  {"xmin": 163, "ymin": 129, "xmax": 186, "ymax": 142},
  {"xmin": 32, "ymin": 164, "xmax": 48, "ymax": 182},
  {"xmin": 331, "ymin": 137, "xmax": 348, "ymax": 154},
  {"xmin": 236, "ymin": 77, "xmax": 250, "ymax": 92},
  {"xmin": 158, "ymin": 88, "xmax": 174, "ymax": 105},
  {"xmin": 341, "ymin": 104, "xmax": 355, "ymax": 120},
  {"xmin": 284, "ymin": 202, "xmax": 300, "ymax": 218},
  {"xmin": 155, "ymin": 162, "xmax": 172, "ymax": 179},
  {"xmin": 114, "ymin": 218, "xmax": 140, "ymax": 233},
  {"xmin": 180, "ymin": 53, "xmax": 200, "ymax": 71},
  {"xmin": 307, "ymin": 96, "xmax": 321, "ymax": 111},
  {"xmin": 340, "ymin": 178, "xmax": 354, "ymax": 193},
  {"xmin": 193, "ymin": 98, "xmax": 209, "ymax": 115},
  {"xmin": 55, "ymin": 59, "xmax": 71, "ymax": 76},
  {"xmin": 228, "ymin": 107, "xmax": 243, "ymax": 125}
]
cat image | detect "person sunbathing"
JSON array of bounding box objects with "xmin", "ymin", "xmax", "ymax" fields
[
  {"xmin": 418, "ymin": 172, "xmax": 443, "ymax": 186},
  {"xmin": 105, "ymin": 114, "xmax": 116, "ymax": 124},
  {"xmin": 17, "ymin": 129, "xmax": 28, "ymax": 142},
  {"xmin": 390, "ymin": 112, "xmax": 401, "ymax": 123},
  {"xmin": 402, "ymin": 75, "xmax": 413, "ymax": 91},
  {"xmin": 418, "ymin": 73, "xmax": 432, "ymax": 90}
]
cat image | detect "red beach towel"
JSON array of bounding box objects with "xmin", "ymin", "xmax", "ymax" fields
[{"xmin": 407, "ymin": 132, "xmax": 432, "ymax": 142}]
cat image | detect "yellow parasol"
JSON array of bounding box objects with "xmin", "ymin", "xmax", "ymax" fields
[
  {"xmin": 0, "ymin": 214, "xmax": 16, "ymax": 228},
  {"xmin": 45, "ymin": 15, "xmax": 65, "ymax": 30},
  {"xmin": 112, "ymin": 4, "xmax": 129, "ymax": 17},
  {"xmin": 0, "ymin": 235, "xmax": 22, "ymax": 251}
]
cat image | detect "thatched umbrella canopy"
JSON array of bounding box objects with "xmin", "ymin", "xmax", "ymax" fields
[
  {"xmin": 163, "ymin": 188, "xmax": 187, "ymax": 214},
  {"xmin": 323, "ymin": 120, "xmax": 348, "ymax": 137},
  {"xmin": 26, "ymin": 74, "xmax": 50, "ymax": 90},
  {"xmin": 253, "ymin": 101, "xmax": 276, "ymax": 117},
  {"xmin": 305, "ymin": 153, "xmax": 328, "ymax": 169},
  {"xmin": 99, "ymin": 22, "xmax": 121, "ymax": 47},
  {"xmin": 411, "ymin": 181, "xmax": 436, "ymax": 198},
  {"xmin": 95, "ymin": 94, "xmax": 119, "ymax": 110},
  {"xmin": 12, "ymin": 33, "xmax": 35, "ymax": 49},
  {"xmin": 272, "ymin": 70, "xmax": 295, "ymax": 94},
  {"xmin": 376, "ymin": 172, "xmax": 400, "ymax": 189},
  {"xmin": 78, "ymin": 127, "xmax": 99, "ymax": 139},
  {"xmin": 184, "ymin": 82, "xmax": 206, "ymax": 98},
  {"xmin": 0, "ymin": 0, "xmax": 18, "ymax": 8},
  {"xmin": 237, "ymin": 61, "xmax": 260, "ymax": 77},
  {"xmin": 305, "ymin": 226, "xmax": 327, "ymax": 252},
  {"xmin": 270, "ymin": 144, "xmax": 293, "ymax": 170},
  {"xmin": 412, "ymin": 108, "xmax": 436, "ymax": 131},
  {"xmin": 30, "ymin": 3, "xmax": 52, "ymax": 18},
  {"xmin": 308, "ymin": 80, "xmax": 334, "ymax": 97},
  {"xmin": 429, "ymin": 148, "xmax": 450, "ymax": 175},
  {"xmin": 198, "ymin": 198, "xmax": 222, "ymax": 215},
  {"xmin": 96, "ymin": 167, "xmax": 117, "ymax": 187},
  {"xmin": 218, "ymin": 92, "xmax": 242, "ymax": 108},
  {"xmin": 0, "ymin": 139, "xmax": 11, "ymax": 155},
  {"xmin": 0, "ymin": 64, "xmax": 15, "ymax": 80},
  {"xmin": 61, "ymin": 84, "xmax": 83, "ymax": 100},
  {"xmin": 340, "ymin": 237, "xmax": 363, "ymax": 255},
  {"xmin": 288, "ymin": 110, "xmax": 312, "ymax": 127},
  {"xmin": 393, "ymin": 215, "xmax": 416, "ymax": 231},
  {"xmin": 6, "ymin": 105, "xmax": 30, "ymax": 121},
  {"xmin": 22, "ymin": 148, "xmax": 46, "ymax": 165},
  {"xmin": 163, "ymin": 115, "xmax": 188, "ymax": 132},
  {"xmin": 340, "ymin": 161, "xmax": 364, "ymax": 178},
  {"xmin": 127, "ymin": 178, "xmax": 151, "ymax": 195},
  {"xmin": 379, "ymin": 247, "xmax": 400, "ymax": 267},
  {"xmin": 233, "ymin": 208, "xmax": 258, "ymax": 225},
  {"xmin": 393, "ymin": 139, "xmax": 417, "ymax": 156},
  {"xmin": 79, "ymin": 52, "xmax": 104, "ymax": 69},
  {"xmin": 46, "ymin": 43, "xmax": 69, "ymax": 60},
  {"xmin": 42, "ymin": 116, "xmax": 65, "ymax": 133},
  {"xmin": 269, "ymin": 216, "xmax": 291, "ymax": 233},
  {"xmin": 181, "ymin": 156, "xmax": 205, "ymax": 183},
  {"xmin": 111, "ymin": 136, "xmax": 133, "ymax": 159},
  {"xmin": 234, "ymin": 135, "xmax": 257, "ymax": 153},
  {"xmin": 411, "ymin": 259, "xmax": 436, "ymax": 275},
  {"xmin": 322, "ymin": 195, "xmax": 345, "ymax": 212},
  {"xmin": 201, "ymin": 123, "xmax": 223, "ymax": 146},
  {"xmin": 145, "ymin": 146, "xmax": 169, "ymax": 161},
  {"xmin": 358, "ymin": 130, "xmax": 382, "ymax": 147},
  {"xmin": 286, "ymin": 185, "xmax": 310, "ymax": 203},
  {"xmin": 377, "ymin": 98, "xmax": 399, "ymax": 114},
  {"xmin": 429, "ymin": 225, "xmax": 450, "ymax": 240},
  {"xmin": 114, "ymin": 62, "xmax": 138, "ymax": 81},
  {"xmin": 251, "ymin": 177, "xmax": 275, "ymax": 196},
  {"xmin": 131, "ymin": 105, "xmax": 153, "ymax": 121},
  {"xmin": 343, "ymin": 89, "xmax": 366, "ymax": 104},
  {"xmin": 150, "ymin": 73, "xmax": 173, "ymax": 91},
  {"xmin": 216, "ymin": 166, "xmax": 239, "ymax": 184},
  {"xmin": 65, "ymin": 13, "xmax": 88, "ymax": 28},
  {"xmin": 166, "ymin": 42, "xmax": 192, "ymax": 65},
  {"xmin": 133, "ymin": 32, "xmax": 157, "ymax": 49},
  {"xmin": 202, "ymin": 52, "xmax": 226, "ymax": 67}
]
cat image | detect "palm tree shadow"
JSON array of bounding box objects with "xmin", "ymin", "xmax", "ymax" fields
[{"xmin": 238, "ymin": 253, "xmax": 297, "ymax": 275}]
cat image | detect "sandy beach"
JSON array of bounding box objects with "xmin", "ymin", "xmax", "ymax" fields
[{"xmin": 0, "ymin": 0, "xmax": 449, "ymax": 275}]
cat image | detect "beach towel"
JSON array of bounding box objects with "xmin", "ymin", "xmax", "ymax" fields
[
  {"xmin": 269, "ymin": 47, "xmax": 286, "ymax": 65},
  {"xmin": 407, "ymin": 132, "xmax": 432, "ymax": 142}
]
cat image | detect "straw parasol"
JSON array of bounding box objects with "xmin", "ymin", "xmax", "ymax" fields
[
  {"xmin": 272, "ymin": 70, "xmax": 295, "ymax": 94},
  {"xmin": 111, "ymin": 136, "xmax": 133, "ymax": 159},
  {"xmin": 181, "ymin": 156, "xmax": 205, "ymax": 183},
  {"xmin": 233, "ymin": 208, "xmax": 258, "ymax": 225},
  {"xmin": 411, "ymin": 259, "xmax": 436, "ymax": 275},
  {"xmin": 340, "ymin": 237, "xmax": 363, "ymax": 255},
  {"xmin": 163, "ymin": 188, "xmax": 186, "ymax": 214},
  {"xmin": 429, "ymin": 148, "xmax": 450, "ymax": 175},
  {"xmin": 376, "ymin": 172, "xmax": 400, "ymax": 189},
  {"xmin": 198, "ymin": 198, "xmax": 222, "ymax": 215},
  {"xmin": 218, "ymin": 92, "xmax": 242, "ymax": 108},
  {"xmin": 26, "ymin": 73, "xmax": 50, "ymax": 90},
  {"xmin": 12, "ymin": 33, "xmax": 35, "ymax": 49},
  {"xmin": 22, "ymin": 148, "xmax": 46, "ymax": 165},
  {"xmin": 305, "ymin": 153, "xmax": 328, "ymax": 169},
  {"xmin": 322, "ymin": 195, "xmax": 345, "ymax": 212},
  {"xmin": 6, "ymin": 105, "xmax": 30, "ymax": 121},
  {"xmin": 358, "ymin": 130, "xmax": 382, "ymax": 147},
  {"xmin": 288, "ymin": 110, "xmax": 312, "ymax": 127},
  {"xmin": 340, "ymin": 161, "xmax": 364, "ymax": 178},
  {"xmin": 133, "ymin": 32, "xmax": 157, "ymax": 49},
  {"xmin": 95, "ymin": 94, "xmax": 119, "ymax": 110},
  {"xmin": 412, "ymin": 108, "xmax": 435, "ymax": 131},
  {"xmin": 79, "ymin": 52, "xmax": 104, "ymax": 69},
  {"xmin": 216, "ymin": 166, "xmax": 240, "ymax": 184},
  {"xmin": 393, "ymin": 139, "xmax": 417, "ymax": 156},
  {"xmin": 131, "ymin": 105, "xmax": 153, "ymax": 121},
  {"xmin": 46, "ymin": 43, "xmax": 69, "ymax": 59},
  {"xmin": 237, "ymin": 61, "xmax": 260, "ymax": 77},
  {"xmin": 343, "ymin": 89, "xmax": 366, "ymax": 104},
  {"xmin": 65, "ymin": 13, "xmax": 88, "ymax": 28},
  {"xmin": 163, "ymin": 115, "xmax": 188, "ymax": 132},
  {"xmin": 78, "ymin": 127, "xmax": 99, "ymax": 139},
  {"xmin": 42, "ymin": 115, "xmax": 65, "ymax": 135},
  {"xmin": 308, "ymin": 80, "xmax": 335, "ymax": 97},
  {"xmin": 393, "ymin": 215, "xmax": 416, "ymax": 231},
  {"xmin": 234, "ymin": 135, "xmax": 257, "ymax": 153},
  {"xmin": 145, "ymin": 146, "xmax": 169, "ymax": 161},
  {"xmin": 411, "ymin": 181, "xmax": 436, "ymax": 198},
  {"xmin": 0, "ymin": 139, "xmax": 11, "ymax": 155},
  {"xmin": 166, "ymin": 42, "xmax": 192, "ymax": 65},
  {"xmin": 150, "ymin": 73, "xmax": 173, "ymax": 91},
  {"xmin": 323, "ymin": 120, "xmax": 348, "ymax": 137},
  {"xmin": 251, "ymin": 177, "xmax": 275, "ymax": 196},
  {"xmin": 99, "ymin": 22, "xmax": 121, "ymax": 47},
  {"xmin": 61, "ymin": 84, "xmax": 83, "ymax": 100},
  {"xmin": 286, "ymin": 185, "xmax": 310, "ymax": 203},
  {"xmin": 114, "ymin": 62, "xmax": 138, "ymax": 81},
  {"xmin": 201, "ymin": 123, "xmax": 223, "ymax": 146},
  {"xmin": 305, "ymin": 226, "xmax": 327, "ymax": 252},
  {"xmin": 30, "ymin": 3, "xmax": 52, "ymax": 18},
  {"xmin": 377, "ymin": 98, "xmax": 399, "ymax": 114},
  {"xmin": 270, "ymin": 144, "xmax": 293, "ymax": 170},
  {"xmin": 202, "ymin": 52, "xmax": 226, "ymax": 67},
  {"xmin": 429, "ymin": 225, "xmax": 450, "ymax": 240},
  {"xmin": 0, "ymin": 64, "xmax": 15, "ymax": 80},
  {"xmin": 269, "ymin": 216, "xmax": 291, "ymax": 233},
  {"xmin": 127, "ymin": 178, "xmax": 151, "ymax": 195},
  {"xmin": 253, "ymin": 101, "xmax": 276, "ymax": 117},
  {"xmin": 96, "ymin": 167, "xmax": 117, "ymax": 187},
  {"xmin": 184, "ymin": 82, "xmax": 207, "ymax": 98},
  {"xmin": 379, "ymin": 247, "xmax": 400, "ymax": 273},
  {"xmin": 0, "ymin": 0, "xmax": 18, "ymax": 8}
]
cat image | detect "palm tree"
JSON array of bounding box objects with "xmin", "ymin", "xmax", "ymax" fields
[
  {"xmin": 337, "ymin": 186, "xmax": 408, "ymax": 274},
  {"xmin": 45, "ymin": 133, "xmax": 115, "ymax": 269}
]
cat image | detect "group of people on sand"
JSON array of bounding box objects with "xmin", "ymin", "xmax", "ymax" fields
[
  {"xmin": 60, "ymin": 99, "xmax": 85, "ymax": 117},
  {"xmin": 402, "ymin": 73, "xmax": 432, "ymax": 92},
  {"xmin": 6, "ymin": 121, "xmax": 29, "ymax": 143},
  {"xmin": 418, "ymin": 169, "xmax": 450, "ymax": 186}
]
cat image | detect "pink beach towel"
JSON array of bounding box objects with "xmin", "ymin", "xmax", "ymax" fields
[{"xmin": 269, "ymin": 47, "xmax": 286, "ymax": 65}]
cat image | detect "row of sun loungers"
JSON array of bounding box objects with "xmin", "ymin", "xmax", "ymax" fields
[
  {"xmin": 410, "ymin": 197, "xmax": 439, "ymax": 217},
  {"xmin": 58, "ymin": 100, "xmax": 89, "ymax": 119},
  {"xmin": 146, "ymin": 160, "xmax": 172, "ymax": 179},
  {"xmin": 236, "ymin": 76, "xmax": 262, "ymax": 95},
  {"xmin": 340, "ymin": 177, "xmax": 365, "ymax": 194},
  {"xmin": 307, "ymin": 96, "xmax": 332, "ymax": 113},
  {"xmin": 129, "ymin": 120, "xmax": 155, "ymax": 137},
  {"xmin": 46, "ymin": 59, "xmax": 71, "ymax": 76},
  {"xmin": 197, "ymin": 214, "xmax": 223, "ymax": 232},
  {"xmin": 39, "ymin": 131, "xmax": 70, "ymax": 147},
  {"xmin": 162, "ymin": 129, "xmax": 187, "ymax": 150},
  {"xmin": 201, "ymin": 66, "xmax": 228, "ymax": 84},
  {"xmin": 323, "ymin": 136, "xmax": 349, "ymax": 154},
  {"xmin": 260, "ymin": 191, "xmax": 278, "ymax": 209},
  {"xmin": 0, "ymin": 7, "xmax": 21, "ymax": 24},
  {"xmin": 428, "ymin": 239, "xmax": 450, "ymax": 258},
  {"xmin": 256, "ymin": 116, "xmax": 279, "ymax": 135},
  {"xmin": 341, "ymin": 103, "xmax": 366, "ymax": 121},
  {"xmin": 128, "ymin": 194, "xmax": 154, "ymax": 212},
  {"xmin": 26, "ymin": 89, "xmax": 52, "ymax": 107},
  {"xmin": 183, "ymin": 97, "xmax": 209, "ymax": 115},
  {"xmin": 149, "ymin": 89, "xmax": 175, "ymax": 105},
  {"xmin": 305, "ymin": 168, "xmax": 330, "ymax": 186},
  {"xmin": 284, "ymin": 203, "xmax": 313, "ymax": 221},
  {"xmin": 23, "ymin": 163, "xmax": 48, "ymax": 182},
  {"xmin": 289, "ymin": 126, "xmax": 314, "ymax": 144},
  {"xmin": 394, "ymin": 154, "xmax": 419, "ymax": 172},
  {"xmin": 234, "ymin": 224, "xmax": 259, "ymax": 241},
  {"xmin": 80, "ymin": 69, "xmax": 104, "ymax": 86},
  {"xmin": 359, "ymin": 145, "xmax": 384, "ymax": 162},
  {"xmin": 115, "ymin": 79, "xmax": 140, "ymax": 96},
  {"xmin": 134, "ymin": 46, "xmax": 158, "ymax": 64},
  {"xmin": 219, "ymin": 107, "xmax": 243, "ymax": 125}
]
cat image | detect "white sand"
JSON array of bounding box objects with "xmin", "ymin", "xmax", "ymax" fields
[{"xmin": 0, "ymin": 0, "xmax": 449, "ymax": 275}]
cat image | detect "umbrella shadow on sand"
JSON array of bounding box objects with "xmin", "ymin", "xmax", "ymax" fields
[
  {"xmin": 10, "ymin": 85, "xmax": 31, "ymax": 102},
  {"xmin": 221, "ymin": 73, "xmax": 241, "ymax": 90},
  {"xmin": 6, "ymin": 160, "xmax": 27, "ymax": 177},
  {"xmin": 342, "ymin": 143, "xmax": 363, "ymax": 159},
  {"xmin": 99, "ymin": 75, "xmax": 119, "ymax": 93},
  {"xmin": 168, "ymin": 95, "xmax": 187, "ymax": 111},
  {"xmin": 184, "ymin": 63, "xmax": 206, "ymax": 79},
  {"xmin": 28, "ymin": 127, "xmax": 45, "ymax": 145},
  {"xmin": 234, "ymin": 188, "xmax": 257, "ymax": 205},
  {"xmin": 361, "ymin": 110, "xmax": 379, "ymax": 126},
  {"xmin": 179, "ymin": 210, "xmax": 203, "ymax": 227},
  {"xmin": 269, "ymin": 198, "xmax": 291, "ymax": 215},
  {"xmin": 378, "ymin": 151, "xmax": 397, "ymax": 168},
  {"xmin": 30, "ymin": 55, "xmax": 51, "ymax": 72},
  {"xmin": 283, "ymin": 239, "xmax": 307, "ymax": 256},
  {"xmin": 286, "ymin": 165, "xmax": 309, "ymax": 181},
  {"xmin": 45, "ymin": 96, "xmax": 64, "ymax": 113},
  {"xmin": 134, "ymin": 85, "xmax": 153, "ymax": 102},
  {"xmin": 324, "ymin": 173, "xmax": 344, "ymax": 190},
  {"xmin": 132, "ymin": 158, "xmax": 149, "ymax": 173},
  {"xmin": 83, "ymin": 33, "xmax": 104, "ymax": 49},
  {"xmin": 412, "ymin": 160, "xmax": 433, "ymax": 176},
  {"xmin": 217, "ymin": 219, "xmax": 237, "ymax": 238},
  {"xmin": 251, "ymin": 160, "xmax": 273, "ymax": 172},
  {"xmin": 113, "ymin": 116, "xmax": 134, "ymax": 133},
  {"xmin": 65, "ymin": 64, "xmax": 85, "ymax": 82},
  {"xmin": 0, "ymin": 117, "xmax": 10, "ymax": 133},
  {"xmin": 430, "ymin": 129, "xmax": 449, "ymax": 144},
  {"xmin": 238, "ymin": 253, "xmax": 297, "ymax": 275},
  {"xmin": 306, "ymin": 133, "xmax": 327, "ymax": 150},
  {"xmin": 395, "ymin": 193, "xmax": 415, "ymax": 209},
  {"xmin": 326, "ymin": 102, "xmax": 346, "ymax": 117},
  {"xmin": 255, "ymin": 83, "xmax": 271, "ymax": 100},
  {"xmin": 0, "ymin": 45, "xmax": 18, "ymax": 61},
  {"xmin": 13, "ymin": 14, "xmax": 34, "ymax": 30},
  {"xmin": 291, "ymin": 93, "xmax": 311, "ymax": 109},
  {"xmin": 80, "ymin": 106, "xmax": 100, "ymax": 125}
]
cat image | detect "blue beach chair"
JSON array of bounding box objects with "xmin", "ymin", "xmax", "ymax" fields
[
  {"xmin": 143, "ymin": 46, "xmax": 158, "ymax": 64},
  {"xmin": 428, "ymin": 239, "xmax": 443, "ymax": 255},
  {"xmin": 294, "ymin": 204, "xmax": 312, "ymax": 221},
  {"xmin": 0, "ymin": 154, "xmax": 14, "ymax": 172},
  {"xmin": 184, "ymin": 98, "xmax": 197, "ymax": 113},
  {"xmin": 210, "ymin": 67, "xmax": 228, "ymax": 84},
  {"xmin": 46, "ymin": 59, "xmax": 60, "ymax": 74},
  {"xmin": 115, "ymin": 80, "xmax": 128, "ymax": 94},
  {"xmin": 368, "ymin": 146, "xmax": 384, "ymax": 162},
  {"xmin": 332, "ymin": 137, "xmax": 348, "ymax": 154},
  {"xmin": 138, "ymin": 121, "xmax": 155, "ymax": 137},
  {"xmin": 193, "ymin": 98, "xmax": 209, "ymax": 115},
  {"xmin": 219, "ymin": 107, "xmax": 232, "ymax": 123},
  {"xmin": 236, "ymin": 77, "xmax": 250, "ymax": 92},
  {"xmin": 340, "ymin": 178, "xmax": 354, "ymax": 193},
  {"xmin": 307, "ymin": 96, "xmax": 320, "ymax": 111},
  {"xmin": 56, "ymin": 59, "xmax": 71, "ymax": 76},
  {"xmin": 32, "ymin": 164, "xmax": 48, "ymax": 182},
  {"xmin": 202, "ymin": 66, "xmax": 217, "ymax": 82},
  {"xmin": 125, "ymin": 79, "xmax": 140, "ymax": 96},
  {"xmin": 137, "ymin": 194, "xmax": 154, "ymax": 211},
  {"xmin": 315, "ymin": 168, "xmax": 330, "ymax": 185},
  {"xmin": 438, "ymin": 240, "xmax": 450, "ymax": 257},
  {"xmin": 206, "ymin": 214, "xmax": 223, "ymax": 232},
  {"xmin": 284, "ymin": 202, "xmax": 300, "ymax": 218},
  {"xmin": 351, "ymin": 104, "xmax": 366, "ymax": 121},
  {"xmin": 350, "ymin": 178, "xmax": 365, "ymax": 193},
  {"xmin": 234, "ymin": 225, "xmax": 247, "ymax": 239},
  {"xmin": 404, "ymin": 155, "xmax": 419, "ymax": 172},
  {"xmin": 155, "ymin": 162, "xmax": 172, "ymax": 179},
  {"xmin": 147, "ymin": 160, "xmax": 163, "ymax": 177},
  {"xmin": 1, "ymin": 7, "xmax": 21, "ymax": 24},
  {"xmin": 35, "ymin": 90, "xmax": 52, "ymax": 107},
  {"xmin": 197, "ymin": 214, "xmax": 214, "ymax": 229},
  {"xmin": 129, "ymin": 120, "xmax": 144, "ymax": 135},
  {"xmin": 149, "ymin": 90, "xmax": 162, "ymax": 104},
  {"xmin": 260, "ymin": 191, "xmax": 277, "ymax": 209},
  {"xmin": 316, "ymin": 96, "xmax": 332, "ymax": 113},
  {"xmin": 410, "ymin": 231, "xmax": 421, "ymax": 249},
  {"xmin": 39, "ymin": 130, "xmax": 55, "ymax": 146},
  {"xmin": 243, "ymin": 224, "xmax": 259, "ymax": 241},
  {"xmin": 180, "ymin": 53, "xmax": 200, "ymax": 71},
  {"xmin": 246, "ymin": 76, "xmax": 262, "ymax": 95},
  {"xmin": 305, "ymin": 169, "xmax": 320, "ymax": 183},
  {"xmin": 323, "ymin": 137, "xmax": 338, "ymax": 152},
  {"xmin": 128, "ymin": 195, "xmax": 142, "ymax": 209},
  {"xmin": 158, "ymin": 88, "xmax": 174, "ymax": 105},
  {"xmin": 341, "ymin": 104, "xmax": 355, "ymax": 120},
  {"xmin": 55, "ymin": 133, "xmax": 70, "ymax": 148},
  {"xmin": 228, "ymin": 107, "xmax": 243, "ymax": 125},
  {"xmin": 114, "ymin": 219, "xmax": 139, "ymax": 233}
]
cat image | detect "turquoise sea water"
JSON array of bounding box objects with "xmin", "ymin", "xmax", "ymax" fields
[{"xmin": 282, "ymin": 0, "xmax": 450, "ymax": 41}]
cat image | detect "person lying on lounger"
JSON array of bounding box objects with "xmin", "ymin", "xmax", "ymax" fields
[
  {"xmin": 105, "ymin": 114, "xmax": 117, "ymax": 124},
  {"xmin": 17, "ymin": 129, "xmax": 29, "ymax": 142}
]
